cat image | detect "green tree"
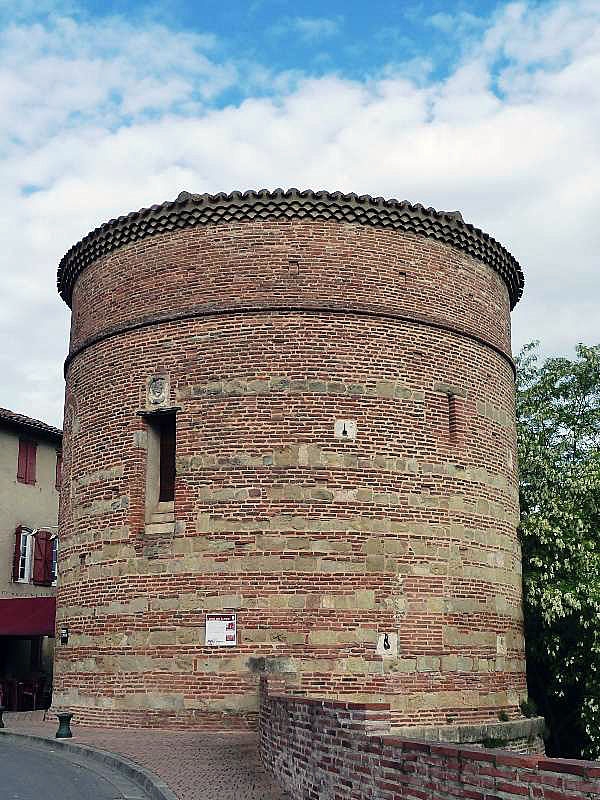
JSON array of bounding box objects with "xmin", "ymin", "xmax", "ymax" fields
[{"xmin": 517, "ymin": 342, "xmax": 600, "ymax": 758}]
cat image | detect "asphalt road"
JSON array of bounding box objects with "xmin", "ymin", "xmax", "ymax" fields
[{"xmin": 0, "ymin": 738, "xmax": 148, "ymax": 800}]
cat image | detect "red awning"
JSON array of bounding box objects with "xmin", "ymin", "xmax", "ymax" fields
[{"xmin": 0, "ymin": 597, "xmax": 56, "ymax": 636}]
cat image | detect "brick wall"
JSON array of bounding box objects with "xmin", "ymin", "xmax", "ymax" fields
[
  {"xmin": 259, "ymin": 678, "xmax": 599, "ymax": 800},
  {"xmin": 54, "ymin": 205, "xmax": 527, "ymax": 728}
]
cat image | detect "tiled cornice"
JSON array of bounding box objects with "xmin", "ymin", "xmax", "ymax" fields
[{"xmin": 57, "ymin": 188, "xmax": 524, "ymax": 308}]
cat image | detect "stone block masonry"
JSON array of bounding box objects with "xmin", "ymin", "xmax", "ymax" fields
[
  {"xmin": 54, "ymin": 189, "xmax": 528, "ymax": 729},
  {"xmin": 259, "ymin": 678, "xmax": 599, "ymax": 800}
]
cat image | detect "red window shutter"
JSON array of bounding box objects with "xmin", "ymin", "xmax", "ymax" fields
[
  {"xmin": 45, "ymin": 534, "xmax": 55, "ymax": 584},
  {"xmin": 32, "ymin": 529, "xmax": 52, "ymax": 586},
  {"xmin": 17, "ymin": 440, "xmax": 28, "ymax": 482},
  {"xmin": 12, "ymin": 525, "xmax": 22, "ymax": 582},
  {"xmin": 26, "ymin": 441, "xmax": 37, "ymax": 484},
  {"xmin": 55, "ymin": 451, "xmax": 63, "ymax": 490},
  {"xmin": 17, "ymin": 440, "xmax": 37, "ymax": 484}
]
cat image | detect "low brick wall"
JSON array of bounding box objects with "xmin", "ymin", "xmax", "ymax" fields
[{"xmin": 259, "ymin": 678, "xmax": 600, "ymax": 799}]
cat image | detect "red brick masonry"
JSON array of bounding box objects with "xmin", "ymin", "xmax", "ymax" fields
[
  {"xmin": 260, "ymin": 678, "xmax": 600, "ymax": 800},
  {"xmin": 55, "ymin": 191, "xmax": 527, "ymax": 728}
]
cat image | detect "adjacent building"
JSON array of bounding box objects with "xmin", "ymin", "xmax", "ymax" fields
[{"xmin": 0, "ymin": 407, "xmax": 62, "ymax": 711}]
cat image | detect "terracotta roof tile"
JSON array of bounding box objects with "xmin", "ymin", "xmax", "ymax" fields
[{"xmin": 0, "ymin": 407, "xmax": 62, "ymax": 441}]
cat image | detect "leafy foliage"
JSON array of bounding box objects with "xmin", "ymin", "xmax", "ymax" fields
[{"xmin": 517, "ymin": 343, "xmax": 600, "ymax": 758}]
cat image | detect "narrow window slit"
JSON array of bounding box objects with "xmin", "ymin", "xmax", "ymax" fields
[
  {"xmin": 158, "ymin": 413, "xmax": 176, "ymax": 503},
  {"xmin": 145, "ymin": 411, "xmax": 177, "ymax": 529},
  {"xmin": 447, "ymin": 394, "xmax": 464, "ymax": 444}
]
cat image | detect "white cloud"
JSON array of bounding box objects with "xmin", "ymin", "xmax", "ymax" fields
[
  {"xmin": 1, "ymin": 2, "xmax": 599, "ymax": 426},
  {"xmin": 269, "ymin": 15, "xmax": 342, "ymax": 42},
  {"xmin": 427, "ymin": 10, "xmax": 484, "ymax": 35},
  {"xmin": 0, "ymin": 16, "xmax": 231, "ymax": 151}
]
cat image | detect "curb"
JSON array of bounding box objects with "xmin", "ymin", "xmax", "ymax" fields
[{"xmin": 0, "ymin": 729, "xmax": 179, "ymax": 800}]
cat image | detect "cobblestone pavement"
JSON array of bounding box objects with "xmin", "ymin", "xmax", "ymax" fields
[{"xmin": 3, "ymin": 712, "xmax": 288, "ymax": 800}]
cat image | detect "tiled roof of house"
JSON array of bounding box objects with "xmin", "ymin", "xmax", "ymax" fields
[
  {"xmin": 0, "ymin": 407, "xmax": 62, "ymax": 442},
  {"xmin": 57, "ymin": 188, "xmax": 525, "ymax": 309}
]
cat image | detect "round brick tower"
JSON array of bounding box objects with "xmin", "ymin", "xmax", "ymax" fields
[{"xmin": 54, "ymin": 189, "xmax": 527, "ymax": 730}]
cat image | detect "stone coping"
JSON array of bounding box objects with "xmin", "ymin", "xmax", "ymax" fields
[
  {"xmin": 391, "ymin": 716, "xmax": 546, "ymax": 744},
  {"xmin": 57, "ymin": 188, "xmax": 524, "ymax": 308}
]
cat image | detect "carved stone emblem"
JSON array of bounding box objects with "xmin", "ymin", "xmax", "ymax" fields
[{"xmin": 147, "ymin": 375, "xmax": 169, "ymax": 408}]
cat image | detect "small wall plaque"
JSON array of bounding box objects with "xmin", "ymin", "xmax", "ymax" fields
[
  {"xmin": 205, "ymin": 613, "xmax": 237, "ymax": 647},
  {"xmin": 334, "ymin": 419, "xmax": 357, "ymax": 440},
  {"xmin": 376, "ymin": 632, "xmax": 398, "ymax": 658}
]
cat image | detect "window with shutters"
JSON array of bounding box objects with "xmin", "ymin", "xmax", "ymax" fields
[
  {"xmin": 17, "ymin": 438, "xmax": 37, "ymax": 484},
  {"xmin": 12, "ymin": 527, "xmax": 55, "ymax": 585}
]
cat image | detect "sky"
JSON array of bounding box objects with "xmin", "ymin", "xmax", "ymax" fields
[{"xmin": 1, "ymin": 0, "xmax": 598, "ymax": 427}]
